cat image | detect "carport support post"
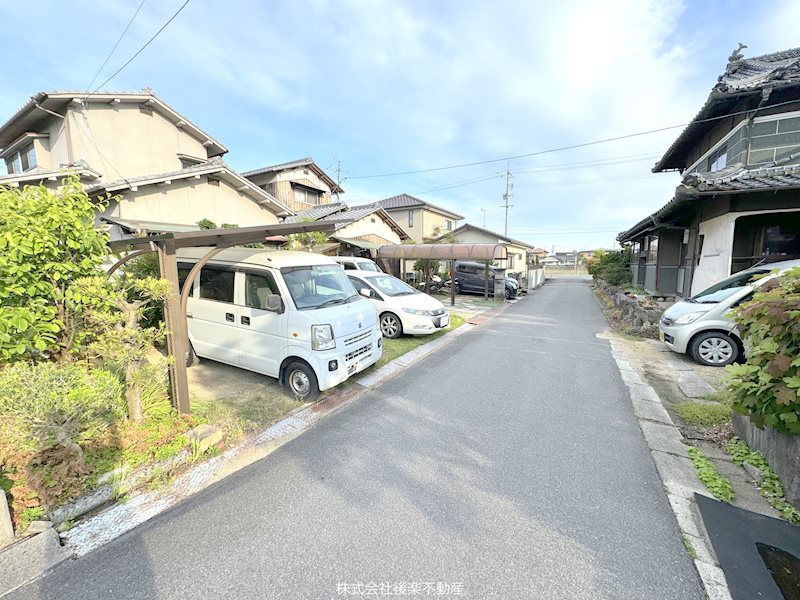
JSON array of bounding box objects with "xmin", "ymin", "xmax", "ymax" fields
[
  {"xmin": 157, "ymin": 241, "xmax": 191, "ymax": 414},
  {"xmin": 450, "ymin": 260, "xmax": 455, "ymax": 307}
]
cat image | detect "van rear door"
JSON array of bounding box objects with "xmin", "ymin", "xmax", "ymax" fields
[{"xmin": 237, "ymin": 270, "xmax": 288, "ymax": 378}]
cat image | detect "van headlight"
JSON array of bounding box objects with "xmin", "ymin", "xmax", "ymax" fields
[
  {"xmin": 673, "ymin": 311, "xmax": 706, "ymax": 325},
  {"xmin": 311, "ymin": 324, "xmax": 335, "ymax": 350}
]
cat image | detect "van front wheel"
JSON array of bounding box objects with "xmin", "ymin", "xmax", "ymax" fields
[{"xmin": 284, "ymin": 361, "xmax": 320, "ymax": 401}]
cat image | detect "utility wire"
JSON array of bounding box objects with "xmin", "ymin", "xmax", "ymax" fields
[
  {"xmin": 346, "ymin": 98, "xmax": 800, "ymax": 180},
  {"xmin": 89, "ymin": 0, "xmax": 192, "ymax": 94},
  {"xmin": 86, "ymin": 0, "xmax": 148, "ymax": 90}
]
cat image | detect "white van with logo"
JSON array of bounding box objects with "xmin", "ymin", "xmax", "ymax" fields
[{"xmin": 178, "ymin": 247, "xmax": 382, "ymax": 400}]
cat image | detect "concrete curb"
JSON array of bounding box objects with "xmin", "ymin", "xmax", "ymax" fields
[
  {"xmin": 607, "ymin": 338, "xmax": 733, "ymax": 600},
  {"xmin": 5, "ymin": 298, "xmax": 516, "ymax": 585}
]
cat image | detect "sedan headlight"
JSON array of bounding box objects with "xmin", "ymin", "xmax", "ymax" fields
[
  {"xmin": 311, "ymin": 324, "xmax": 336, "ymax": 350},
  {"xmin": 402, "ymin": 308, "xmax": 430, "ymax": 316},
  {"xmin": 673, "ymin": 311, "xmax": 707, "ymax": 325}
]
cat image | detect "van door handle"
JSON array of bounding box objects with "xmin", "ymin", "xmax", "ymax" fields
[
  {"xmin": 241, "ymin": 316, "xmax": 250, "ymax": 326},
  {"xmin": 186, "ymin": 312, "xmax": 193, "ymax": 319},
  {"xmin": 225, "ymin": 312, "xmax": 234, "ymax": 322}
]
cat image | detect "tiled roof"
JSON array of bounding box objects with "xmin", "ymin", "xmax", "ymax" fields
[
  {"xmin": 283, "ymin": 203, "xmax": 348, "ymax": 222},
  {"xmin": 654, "ymin": 47, "xmax": 800, "ymax": 172},
  {"xmin": 683, "ymin": 163, "xmax": 800, "ymax": 193},
  {"xmin": 242, "ymin": 157, "xmax": 342, "ymax": 193},
  {"xmin": 375, "ymin": 193, "xmax": 464, "ymax": 219},
  {"xmin": 446, "ymin": 223, "xmax": 535, "ymax": 249}
]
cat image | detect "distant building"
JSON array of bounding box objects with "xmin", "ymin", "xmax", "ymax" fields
[
  {"xmin": 243, "ymin": 157, "xmax": 343, "ymax": 213},
  {"xmin": 445, "ymin": 223, "xmax": 535, "ymax": 273},
  {"xmin": 375, "ymin": 193, "xmax": 464, "ymax": 242}
]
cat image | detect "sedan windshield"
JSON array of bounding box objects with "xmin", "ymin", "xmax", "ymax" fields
[
  {"xmin": 691, "ymin": 269, "xmax": 769, "ymax": 304},
  {"xmin": 282, "ymin": 265, "xmax": 358, "ymax": 310},
  {"xmin": 367, "ymin": 275, "xmax": 419, "ymax": 297},
  {"xmin": 357, "ymin": 261, "xmax": 380, "ymax": 272}
]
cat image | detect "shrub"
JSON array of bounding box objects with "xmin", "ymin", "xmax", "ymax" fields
[
  {"xmin": 725, "ymin": 267, "xmax": 800, "ymax": 434},
  {"xmin": 0, "ymin": 361, "xmax": 124, "ymax": 520},
  {"xmin": 674, "ymin": 402, "xmax": 732, "ymax": 427},
  {"xmin": 587, "ymin": 250, "xmax": 632, "ymax": 287},
  {"xmin": 0, "ymin": 177, "xmax": 110, "ymax": 361}
]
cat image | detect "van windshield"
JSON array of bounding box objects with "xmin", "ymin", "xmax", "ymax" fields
[
  {"xmin": 282, "ymin": 265, "xmax": 359, "ymax": 310},
  {"xmin": 690, "ymin": 269, "xmax": 770, "ymax": 304},
  {"xmin": 357, "ymin": 261, "xmax": 380, "ymax": 272}
]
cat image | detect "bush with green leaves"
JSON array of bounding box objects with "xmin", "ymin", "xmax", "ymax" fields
[
  {"xmin": 586, "ymin": 249, "xmax": 632, "ymax": 287},
  {"xmin": 0, "ymin": 176, "xmax": 110, "ymax": 361},
  {"xmin": 725, "ymin": 267, "xmax": 800, "ymax": 433}
]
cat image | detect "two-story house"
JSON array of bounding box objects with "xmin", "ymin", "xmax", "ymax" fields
[
  {"xmin": 282, "ymin": 202, "xmax": 409, "ymax": 255},
  {"xmin": 618, "ymin": 46, "xmax": 800, "ymax": 297},
  {"xmin": 0, "ymin": 90, "xmax": 290, "ymax": 239},
  {"xmin": 243, "ymin": 157, "xmax": 342, "ymax": 214},
  {"xmin": 375, "ymin": 193, "xmax": 464, "ymax": 242},
  {"xmin": 445, "ymin": 223, "xmax": 535, "ymax": 274}
]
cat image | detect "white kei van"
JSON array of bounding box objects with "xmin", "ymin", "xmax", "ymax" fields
[{"xmin": 177, "ymin": 247, "xmax": 382, "ymax": 400}]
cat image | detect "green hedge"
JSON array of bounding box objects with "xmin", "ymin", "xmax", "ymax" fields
[{"xmin": 726, "ymin": 268, "xmax": 800, "ymax": 433}]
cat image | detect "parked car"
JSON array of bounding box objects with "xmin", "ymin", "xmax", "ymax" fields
[
  {"xmin": 658, "ymin": 259, "xmax": 800, "ymax": 367},
  {"xmin": 177, "ymin": 247, "xmax": 382, "ymax": 400},
  {"xmin": 346, "ymin": 272, "xmax": 449, "ymax": 338},
  {"xmin": 453, "ymin": 261, "xmax": 518, "ymax": 299},
  {"xmin": 332, "ymin": 256, "xmax": 382, "ymax": 272}
]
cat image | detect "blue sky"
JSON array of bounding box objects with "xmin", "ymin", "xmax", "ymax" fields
[{"xmin": 1, "ymin": 0, "xmax": 799, "ymax": 251}]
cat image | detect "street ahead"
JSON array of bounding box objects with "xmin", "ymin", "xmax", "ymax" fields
[{"xmin": 9, "ymin": 277, "xmax": 703, "ymax": 599}]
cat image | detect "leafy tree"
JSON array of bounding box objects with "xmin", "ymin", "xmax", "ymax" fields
[
  {"xmin": 0, "ymin": 177, "xmax": 110, "ymax": 361},
  {"xmin": 414, "ymin": 225, "xmax": 452, "ymax": 293},
  {"xmin": 288, "ymin": 217, "xmax": 328, "ymax": 252},
  {"xmin": 726, "ymin": 268, "xmax": 800, "ymax": 433},
  {"xmin": 586, "ymin": 249, "xmax": 631, "ymax": 287}
]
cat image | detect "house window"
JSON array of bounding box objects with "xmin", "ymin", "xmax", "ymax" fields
[
  {"xmin": 293, "ymin": 186, "xmax": 321, "ymax": 206},
  {"xmin": 408, "ymin": 210, "xmax": 414, "ymax": 227},
  {"xmin": 647, "ymin": 235, "xmax": 659, "ymax": 263},
  {"xmin": 707, "ymin": 144, "xmax": 728, "ymax": 172},
  {"xmin": 4, "ymin": 142, "xmax": 37, "ymax": 174},
  {"xmin": 445, "ymin": 219, "xmax": 452, "ymax": 231}
]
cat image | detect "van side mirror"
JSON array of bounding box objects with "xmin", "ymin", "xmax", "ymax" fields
[
  {"xmin": 359, "ymin": 288, "xmax": 372, "ymax": 299},
  {"xmin": 266, "ymin": 294, "xmax": 283, "ymax": 313}
]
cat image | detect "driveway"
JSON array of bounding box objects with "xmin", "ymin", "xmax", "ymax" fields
[{"xmin": 8, "ymin": 277, "xmax": 703, "ymax": 600}]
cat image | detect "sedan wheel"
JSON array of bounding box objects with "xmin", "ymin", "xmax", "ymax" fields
[
  {"xmin": 380, "ymin": 313, "xmax": 403, "ymax": 339},
  {"xmin": 689, "ymin": 332, "xmax": 738, "ymax": 367}
]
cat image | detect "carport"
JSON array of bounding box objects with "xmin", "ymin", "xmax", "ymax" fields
[
  {"xmin": 377, "ymin": 243, "xmax": 508, "ymax": 306},
  {"xmin": 107, "ymin": 221, "xmax": 341, "ymax": 414}
]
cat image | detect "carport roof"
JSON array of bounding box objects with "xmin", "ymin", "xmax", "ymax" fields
[{"xmin": 377, "ymin": 243, "xmax": 508, "ymax": 260}]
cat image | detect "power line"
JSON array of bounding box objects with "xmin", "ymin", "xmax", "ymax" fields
[
  {"xmin": 86, "ymin": 0, "xmax": 148, "ymax": 90},
  {"xmin": 346, "ymin": 98, "xmax": 800, "ymax": 180},
  {"xmin": 89, "ymin": 0, "xmax": 192, "ymax": 95}
]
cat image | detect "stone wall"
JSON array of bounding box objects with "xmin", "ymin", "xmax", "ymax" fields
[
  {"xmin": 733, "ymin": 414, "xmax": 800, "ymax": 509},
  {"xmin": 594, "ymin": 279, "xmax": 663, "ymax": 338}
]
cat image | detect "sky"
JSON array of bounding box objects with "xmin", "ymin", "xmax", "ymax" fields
[{"xmin": 1, "ymin": 0, "xmax": 799, "ymax": 251}]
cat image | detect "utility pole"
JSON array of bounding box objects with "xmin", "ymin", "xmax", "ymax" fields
[
  {"xmin": 333, "ymin": 158, "xmax": 343, "ymax": 202},
  {"xmin": 501, "ymin": 168, "xmax": 513, "ymax": 237},
  {"xmin": 480, "ymin": 209, "xmax": 487, "ymax": 227}
]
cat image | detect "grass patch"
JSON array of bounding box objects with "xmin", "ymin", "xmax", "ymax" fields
[
  {"xmin": 726, "ymin": 438, "xmax": 800, "ymax": 525},
  {"xmin": 682, "ymin": 535, "xmax": 697, "ymax": 560},
  {"xmin": 687, "ymin": 446, "xmax": 735, "ymax": 502},
  {"xmin": 374, "ymin": 314, "xmax": 466, "ymax": 369},
  {"xmin": 674, "ymin": 402, "xmax": 732, "ymax": 427},
  {"xmin": 192, "ymin": 392, "xmax": 303, "ymax": 446}
]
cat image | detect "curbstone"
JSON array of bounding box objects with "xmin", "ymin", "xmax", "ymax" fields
[
  {"xmin": 0, "ymin": 526, "xmax": 72, "ymax": 598},
  {"xmin": 632, "ymin": 397, "xmax": 674, "ymax": 425},
  {"xmin": 627, "ymin": 383, "xmax": 662, "ymax": 403},
  {"xmin": 651, "ymin": 451, "xmax": 709, "ymax": 500},
  {"xmin": 0, "ymin": 491, "xmax": 13, "ymax": 550},
  {"xmin": 694, "ymin": 560, "xmax": 733, "ymax": 600},
  {"xmin": 677, "ymin": 371, "xmax": 717, "ymax": 399},
  {"xmin": 638, "ymin": 420, "xmax": 690, "ymax": 457}
]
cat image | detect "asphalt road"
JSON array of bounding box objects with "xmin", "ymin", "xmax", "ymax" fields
[{"xmin": 9, "ymin": 277, "xmax": 703, "ymax": 599}]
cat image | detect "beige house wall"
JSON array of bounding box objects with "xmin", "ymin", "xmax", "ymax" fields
[
  {"xmin": 422, "ymin": 211, "xmax": 457, "ymax": 239},
  {"xmin": 336, "ymin": 215, "xmax": 402, "ymax": 245},
  {"xmin": 384, "ymin": 207, "xmax": 424, "ymax": 241},
  {"xmin": 101, "ymin": 176, "xmax": 280, "ymax": 228},
  {"xmin": 247, "ymin": 168, "xmax": 334, "ymax": 213},
  {"xmin": 452, "ymin": 229, "xmax": 531, "ymax": 272},
  {"xmin": 62, "ymin": 103, "xmax": 210, "ymax": 181}
]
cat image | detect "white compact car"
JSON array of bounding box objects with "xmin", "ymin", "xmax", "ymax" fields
[
  {"xmin": 332, "ymin": 256, "xmax": 382, "ymax": 272},
  {"xmin": 346, "ymin": 272, "xmax": 449, "ymax": 338},
  {"xmin": 659, "ymin": 259, "xmax": 800, "ymax": 367}
]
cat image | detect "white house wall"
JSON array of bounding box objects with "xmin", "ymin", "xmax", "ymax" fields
[
  {"xmin": 692, "ymin": 207, "xmax": 800, "ymax": 295},
  {"xmin": 336, "ymin": 215, "xmax": 402, "ymax": 244},
  {"xmin": 101, "ymin": 176, "xmax": 280, "ymax": 232},
  {"xmin": 67, "ymin": 103, "xmax": 210, "ymax": 181}
]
